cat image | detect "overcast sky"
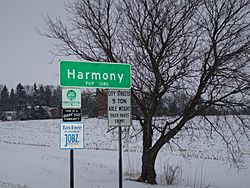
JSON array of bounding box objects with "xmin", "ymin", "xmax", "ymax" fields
[{"xmin": 0, "ymin": 0, "xmax": 67, "ymax": 90}]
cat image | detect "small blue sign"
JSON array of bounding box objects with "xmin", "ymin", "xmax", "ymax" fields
[{"xmin": 60, "ymin": 122, "xmax": 84, "ymax": 149}]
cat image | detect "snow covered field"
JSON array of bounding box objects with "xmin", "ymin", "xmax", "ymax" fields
[{"xmin": 0, "ymin": 118, "xmax": 249, "ymax": 188}]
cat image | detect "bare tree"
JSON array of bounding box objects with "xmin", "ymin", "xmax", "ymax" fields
[{"xmin": 43, "ymin": 0, "xmax": 250, "ymax": 184}]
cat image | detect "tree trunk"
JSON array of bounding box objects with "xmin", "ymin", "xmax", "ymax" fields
[
  {"xmin": 138, "ymin": 117, "xmax": 158, "ymax": 184},
  {"xmin": 138, "ymin": 150, "xmax": 157, "ymax": 184}
]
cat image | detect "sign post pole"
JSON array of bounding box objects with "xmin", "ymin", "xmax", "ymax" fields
[
  {"xmin": 60, "ymin": 60, "xmax": 131, "ymax": 188},
  {"xmin": 70, "ymin": 149, "xmax": 74, "ymax": 188},
  {"xmin": 61, "ymin": 87, "xmax": 83, "ymax": 188},
  {"xmin": 118, "ymin": 126, "xmax": 122, "ymax": 188},
  {"xmin": 107, "ymin": 89, "xmax": 131, "ymax": 188}
]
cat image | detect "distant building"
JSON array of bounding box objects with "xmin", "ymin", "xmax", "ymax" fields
[
  {"xmin": 1, "ymin": 111, "xmax": 17, "ymax": 121},
  {"xmin": 49, "ymin": 107, "xmax": 60, "ymax": 119}
]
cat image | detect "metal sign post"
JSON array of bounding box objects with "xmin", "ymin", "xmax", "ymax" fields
[
  {"xmin": 60, "ymin": 122, "xmax": 84, "ymax": 188},
  {"xmin": 61, "ymin": 87, "xmax": 83, "ymax": 188},
  {"xmin": 107, "ymin": 89, "xmax": 131, "ymax": 188},
  {"xmin": 59, "ymin": 60, "xmax": 131, "ymax": 188},
  {"xmin": 118, "ymin": 126, "xmax": 122, "ymax": 188},
  {"xmin": 70, "ymin": 149, "xmax": 74, "ymax": 188}
]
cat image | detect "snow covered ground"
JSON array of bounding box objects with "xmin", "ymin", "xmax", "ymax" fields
[{"xmin": 0, "ymin": 118, "xmax": 249, "ymax": 188}]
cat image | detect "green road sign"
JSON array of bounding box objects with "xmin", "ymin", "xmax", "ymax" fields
[{"xmin": 60, "ymin": 60, "xmax": 131, "ymax": 89}]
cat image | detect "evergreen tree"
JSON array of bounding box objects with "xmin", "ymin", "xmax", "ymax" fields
[
  {"xmin": 9, "ymin": 88, "xmax": 15, "ymax": 110},
  {"xmin": 44, "ymin": 86, "xmax": 52, "ymax": 106},
  {"xmin": 32, "ymin": 83, "xmax": 39, "ymax": 106},
  {"xmin": 15, "ymin": 83, "xmax": 27, "ymax": 112},
  {"xmin": 51, "ymin": 86, "xmax": 61, "ymax": 108},
  {"xmin": 0, "ymin": 85, "xmax": 10, "ymax": 111},
  {"xmin": 39, "ymin": 85, "xmax": 45, "ymax": 106}
]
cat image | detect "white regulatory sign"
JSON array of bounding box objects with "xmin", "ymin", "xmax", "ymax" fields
[
  {"xmin": 108, "ymin": 90, "xmax": 131, "ymax": 127},
  {"xmin": 60, "ymin": 122, "xmax": 84, "ymax": 149}
]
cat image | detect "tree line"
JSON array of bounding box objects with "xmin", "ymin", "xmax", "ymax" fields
[
  {"xmin": 0, "ymin": 83, "xmax": 62, "ymax": 120},
  {"xmin": 1, "ymin": 83, "xmax": 249, "ymax": 121},
  {"xmin": 0, "ymin": 83, "xmax": 102, "ymax": 120}
]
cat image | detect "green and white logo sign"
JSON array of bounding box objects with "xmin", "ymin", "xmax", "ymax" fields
[
  {"xmin": 67, "ymin": 90, "xmax": 77, "ymax": 100},
  {"xmin": 62, "ymin": 88, "xmax": 81, "ymax": 109}
]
